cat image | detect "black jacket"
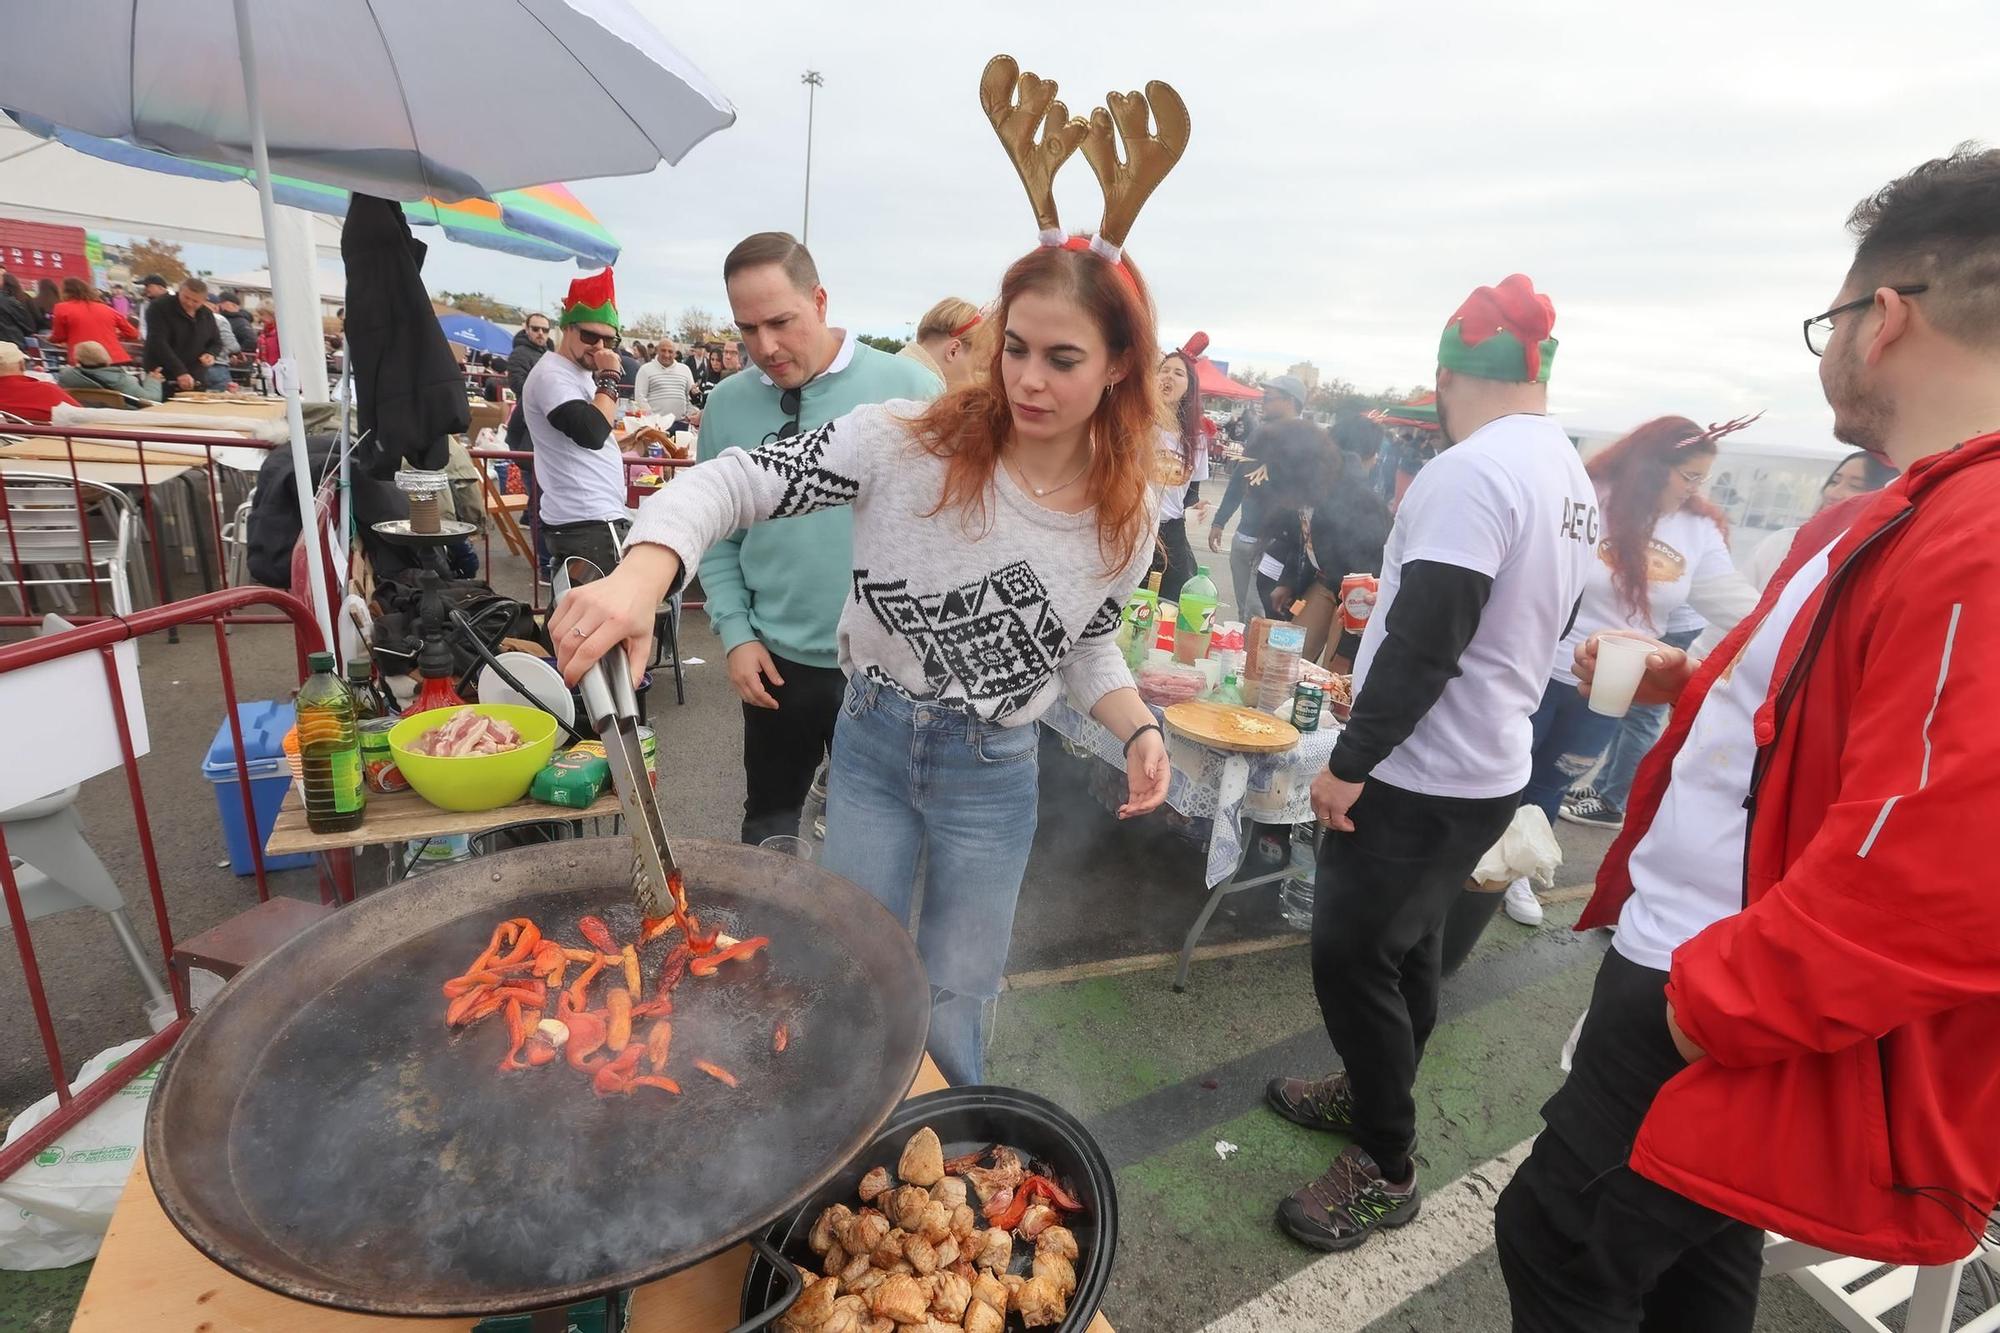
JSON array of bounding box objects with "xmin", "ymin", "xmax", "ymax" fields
[
  {"xmin": 246, "ymin": 434, "xmax": 422, "ymax": 587},
  {"xmin": 0, "ymin": 293, "xmax": 36, "ymax": 347},
  {"xmin": 1308, "ymin": 478, "xmax": 1394, "ymax": 590},
  {"xmin": 341, "ymin": 193, "xmax": 467, "ymax": 477},
  {"xmin": 504, "ymin": 327, "xmax": 549, "ymax": 448},
  {"xmin": 142, "ymin": 294, "xmax": 221, "ymax": 379},
  {"xmin": 222, "ymin": 308, "xmax": 255, "ymax": 352}
]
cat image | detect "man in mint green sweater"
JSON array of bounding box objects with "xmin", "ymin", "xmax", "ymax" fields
[{"xmin": 699, "ymin": 232, "xmax": 940, "ymax": 843}]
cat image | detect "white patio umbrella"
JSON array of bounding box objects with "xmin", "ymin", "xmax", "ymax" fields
[{"xmin": 2, "ymin": 0, "xmax": 735, "ymax": 646}]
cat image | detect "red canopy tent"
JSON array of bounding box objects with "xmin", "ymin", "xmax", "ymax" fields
[{"xmin": 1176, "ymin": 331, "xmax": 1263, "ymax": 401}]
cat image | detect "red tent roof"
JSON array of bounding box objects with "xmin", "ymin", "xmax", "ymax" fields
[{"xmin": 1194, "ymin": 357, "xmax": 1262, "ymax": 401}]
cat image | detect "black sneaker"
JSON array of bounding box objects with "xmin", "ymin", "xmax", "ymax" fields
[
  {"xmin": 1560, "ymin": 789, "xmax": 1625, "ymax": 831},
  {"xmin": 1265, "ymin": 1071, "xmax": 1357, "ymax": 1134},
  {"xmin": 1277, "ymin": 1144, "xmax": 1421, "ymax": 1251}
]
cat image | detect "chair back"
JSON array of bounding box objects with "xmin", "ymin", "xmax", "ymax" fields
[
  {"xmin": 0, "ymin": 473, "xmax": 136, "ymax": 566},
  {"xmin": 66, "ymin": 386, "xmax": 130, "ymax": 410}
]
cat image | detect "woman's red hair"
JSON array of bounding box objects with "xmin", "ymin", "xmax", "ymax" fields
[
  {"xmin": 1588, "ymin": 415, "xmax": 1730, "ymax": 624},
  {"xmin": 910, "ymin": 245, "xmax": 1160, "ymax": 574}
]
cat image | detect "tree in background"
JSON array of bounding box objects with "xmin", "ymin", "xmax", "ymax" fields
[
  {"xmin": 675, "ymin": 306, "xmax": 721, "ymax": 346},
  {"xmin": 623, "ymin": 311, "xmax": 670, "ymax": 341},
  {"xmin": 858, "ymin": 333, "xmax": 906, "ymax": 355},
  {"xmin": 125, "ymin": 237, "xmax": 188, "ymax": 285},
  {"xmin": 436, "ymin": 290, "xmax": 526, "ymax": 323}
]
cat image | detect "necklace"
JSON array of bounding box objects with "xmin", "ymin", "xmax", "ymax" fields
[{"xmin": 1009, "ymin": 448, "xmax": 1093, "ymax": 499}]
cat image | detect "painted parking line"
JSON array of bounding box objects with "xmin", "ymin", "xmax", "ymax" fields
[{"xmin": 1198, "ymin": 1138, "xmax": 1534, "ymax": 1333}]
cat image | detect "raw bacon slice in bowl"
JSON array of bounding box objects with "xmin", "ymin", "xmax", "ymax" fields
[{"xmin": 389, "ymin": 704, "xmax": 560, "ymax": 812}]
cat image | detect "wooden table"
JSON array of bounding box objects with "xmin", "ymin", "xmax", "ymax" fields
[
  {"xmin": 265, "ymin": 784, "xmax": 622, "ymax": 858},
  {"xmin": 140, "ymin": 396, "xmax": 290, "ymax": 421},
  {"xmin": 71, "ymin": 1054, "xmax": 1115, "ymax": 1331}
]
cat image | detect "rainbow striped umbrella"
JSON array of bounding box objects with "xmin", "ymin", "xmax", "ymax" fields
[{"xmin": 8, "ymin": 113, "xmax": 618, "ymax": 266}]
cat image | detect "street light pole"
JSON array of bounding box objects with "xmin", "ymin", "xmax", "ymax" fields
[{"xmin": 801, "ymin": 70, "xmax": 824, "ymax": 244}]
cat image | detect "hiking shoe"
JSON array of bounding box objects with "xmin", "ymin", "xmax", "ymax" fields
[
  {"xmin": 1265, "ymin": 1071, "xmax": 1358, "ymax": 1134},
  {"xmin": 1560, "ymin": 789, "xmax": 1625, "ymax": 831},
  {"xmin": 1277, "ymin": 1144, "xmax": 1421, "ymax": 1252},
  {"xmin": 1504, "ymin": 879, "xmax": 1545, "ymax": 927}
]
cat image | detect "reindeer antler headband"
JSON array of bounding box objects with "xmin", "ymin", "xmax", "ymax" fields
[
  {"xmin": 1674, "ymin": 411, "xmax": 1765, "ymax": 451},
  {"xmin": 981, "ymin": 54, "xmax": 1191, "ymax": 265}
]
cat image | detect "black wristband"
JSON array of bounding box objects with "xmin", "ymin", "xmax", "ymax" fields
[
  {"xmin": 1123, "ymin": 722, "xmax": 1164, "ymax": 757},
  {"xmin": 593, "ymin": 373, "xmax": 622, "ymax": 397}
]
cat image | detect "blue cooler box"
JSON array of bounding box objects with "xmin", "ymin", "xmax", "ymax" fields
[{"xmin": 203, "ymin": 700, "xmax": 313, "ymax": 875}]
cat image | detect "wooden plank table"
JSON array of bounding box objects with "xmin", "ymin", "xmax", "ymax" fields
[
  {"xmin": 71, "ymin": 1054, "xmax": 1115, "ymax": 1331},
  {"xmin": 265, "ymin": 784, "xmax": 623, "ymax": 858}
]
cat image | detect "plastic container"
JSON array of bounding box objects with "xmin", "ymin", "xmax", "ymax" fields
[
  {"xmin": 202, "ymin": 701, "xmax": 313, "ymax": 875},
  {"xmin": 1257, "ymin": 625, "xmax": 1307, "ymax": 711},
  {"xmin": 298, "ymin": 651, "xmax": 365, "ymax": 834},
  {"xmin": 388, "ymin": 704, "xmax": 560, "ymax": 812}
]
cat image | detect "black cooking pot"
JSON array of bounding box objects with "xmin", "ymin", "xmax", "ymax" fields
[{"xmin": 740, "ymin": 1085, "xmax": 1118, "ymax": 1331}]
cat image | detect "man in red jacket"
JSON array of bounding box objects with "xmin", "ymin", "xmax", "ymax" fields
[{"xmin": 1494, "ymin": 146, "xmax": 2000, "ymax": 1330}]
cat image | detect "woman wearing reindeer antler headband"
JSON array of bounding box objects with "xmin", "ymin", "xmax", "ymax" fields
[{"xmin": 553, "ymin": 56, "xmax": 1190, "ymax": 1084}]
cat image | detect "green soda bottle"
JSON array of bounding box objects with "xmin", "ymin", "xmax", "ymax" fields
[
  {"xmin": 299, "ymin": 651, "xmax": 365, "ymax": 834},
  {"xmin": 1174, "ymin": 566, "xmax": 1218, "ymax": 664}
]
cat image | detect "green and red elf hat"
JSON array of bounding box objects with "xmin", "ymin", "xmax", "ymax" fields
[
  {"xmin": 1438, "ymin": 274, "xmax": 1557, "ymax": 383},
  {"xmin": 559, "ymin": 267, "xmax": 619, "ymax": 331}
]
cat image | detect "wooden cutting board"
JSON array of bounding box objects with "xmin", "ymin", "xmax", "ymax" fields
[{"xmin": 1164, "ymin": 699, "xmax": 1302, "ymax": 753}]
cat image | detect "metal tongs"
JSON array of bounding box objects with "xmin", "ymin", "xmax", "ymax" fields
[{"xmin": 553, "ymin": 557, "xmax": 673, "ymax": 919}]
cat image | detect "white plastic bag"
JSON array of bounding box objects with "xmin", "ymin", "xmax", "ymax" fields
[
  {"xmin": 0, "ymin": 1037, "xmax": 160, "ymax": 1269},
  {"xmin": 1472, "ymin": 804, "xmax": 1564, "ymax": 890}
]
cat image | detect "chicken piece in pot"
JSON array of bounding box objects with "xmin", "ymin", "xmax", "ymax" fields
[
  {"xmin": 962, "ymin": 1303, "xmax": 1005, "ymax": 1333},
  {"xmin": 905, "ymin": 1232, "xmax": 939, "ymax": 1276},
  {"xmin": 870, "ymin": 1227, "xmax": 909, "ymax": 1269},
  {"xmin": 960, "ymin": 1158, "xmax": 1024, "ymax": 1206},
  {"xmin": 899, "ymin": 1126, "xmax": 946, "ymax": 1187},
  {"xmin": 1033, "ymin": 1251, "xmax": 1077, "ymax": 1298},
  {"xmin": 1016, "ymin": 1273, "xmax": 1068, "ymax": 1327},
  {"xmin": 928, "ymin": 1176, "xmax": 968, "ymax": 1210},
  {"xmin": 840, "ymin": 1208, "xmax": 890, "ymax": 1257},
  {"xmin": 969, "ymin": 1270, "xmax": 1009, "ymax": 1313},
  {"xmin": 931, "ymin": 1237, "xmax": 959, "ymax": 1272},
  {"xmin": 1016, "ymin": 1202, "xmax": 1058, "ymax": 1242},
  {"xmin": 929, "ymin": 1270, "xmax": 972, "ymax": 1322},
  {"xmin": 916, "ymin": 1200, "xmax": 952, "ymax": 1245},
  {"xmin": 839, "ymin": 1250, "xmax": 873, "ymax": 1286},
  {"xmin": 819, "ymin": 1301, "xmax": 863, "ymax": 1333},
  {"xmin": 846, "ymin": 1266, "xmax": 888, "ymax": 1295},
  {"xmin": 779, "ymin": 1274, "xmax": 839, "ymax": 1331},
  {"xmin": 820, "ymin": 1243, "xmax": 848, "ymax": 1277},
  {"xmin": 974, "ymin": 1227, "xmax": 1012, "ymax": 1273},
  {"xmin": 857, "ymin": 1165, "xmax": 894, "ymax": 1204},
  {"xmin": 1035, "ymin": 1224, "xmax": 1079, "ymax": 1262},
  {"xmin": 869, "ymin": 1273, "xmax": 930, "ymax": 1325},
  {"xmin": 861, "ymin": 1321, "xmax": 894, "ymax": 1333},
  {"xmin": 949, "ymin": 1203, "xmax": 978, "ymax": 1244},
  {"xmin": 810, "ymin": 1204, "xmax": 854, "ymax": 1256},
  {"xmin": 888, "ymin": 1184, "xmax": 930, "ymax": 1233}
]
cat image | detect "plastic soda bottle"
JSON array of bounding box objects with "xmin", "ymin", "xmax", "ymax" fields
[
  {"xmin": 1174, "ymin": 566, "xmax": 1218, "ymax": 664},
  {"xmin": 298, "ymin": 651, "xmax": 365, "ymax": 834}
]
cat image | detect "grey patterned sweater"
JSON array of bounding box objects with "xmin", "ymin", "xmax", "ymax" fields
[{"xmin": 628, "ymin": 401, "xmax": 1152, "ymax": 726}]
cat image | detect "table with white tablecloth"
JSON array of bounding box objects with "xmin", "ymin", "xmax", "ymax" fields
[{"xmin": 1039, "ymin": 696, "xmax": 1342, "ymax": 988}]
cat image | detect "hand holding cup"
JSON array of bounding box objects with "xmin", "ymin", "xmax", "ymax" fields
[{"xmin": 1576, "ymin": 631, "xmax": 1695, "ymax": 714}]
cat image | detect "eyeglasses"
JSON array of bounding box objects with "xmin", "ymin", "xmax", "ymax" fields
[
  {"xmin": 1803, "ymin": 284, "xmax": 1927, "ymax": 356},
  {"xmin": 762, "ymin": 386, "xmax": 803, "ymax": 445},
  {"xmin": 573, "ymin": 328, "xmax": 611, "ymax": 347}
]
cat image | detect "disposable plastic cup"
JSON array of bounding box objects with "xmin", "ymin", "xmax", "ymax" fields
[
  {"xmin": 1587, "ymin": 635, "xmax": 1655, "ymax": 718},
  {"xmin": 760, "ymin": 835, "xmax": 813, "ymax": 861}
]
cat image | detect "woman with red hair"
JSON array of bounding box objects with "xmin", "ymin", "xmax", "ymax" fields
[
  {"xmin": 1504, "ymin": 415, "xmax": 1760, "ymax": 926},
  {"xmin": 551, "ymin": 242, "xmax": 1172, "ymax": 1082}
]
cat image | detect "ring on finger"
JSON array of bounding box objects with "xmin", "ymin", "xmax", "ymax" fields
[{"xmin": 571, "ymin": 625, "xmax": 589, "ymax": 639}]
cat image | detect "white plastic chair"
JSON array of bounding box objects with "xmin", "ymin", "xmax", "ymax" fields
[
  {"xmin": 0, "ymin": 472, "xmax": 138, "ymax": 618},
  {"xmin": 219, "ymin": 486, "xmax": 257, "ymax": 587},
  {"xmin": 1765, "ymin": 1232, "xmax": 2000, "ymax": 1332}
]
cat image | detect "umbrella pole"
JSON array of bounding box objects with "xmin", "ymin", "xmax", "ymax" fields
[{"xmin": 233, "ymin": 0, "xmax": 335, "ymax": 651}]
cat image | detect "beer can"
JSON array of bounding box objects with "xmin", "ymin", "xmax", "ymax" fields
[
  {"xmin": 1291, "ymin": 682, "xmax": 1325, "ymax": 732},
  {"xmin": 1338, "ymin": 572, "xmax": 1380, "ymax": 634}
]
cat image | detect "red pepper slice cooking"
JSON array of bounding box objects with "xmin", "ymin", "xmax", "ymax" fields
[{"xmin": 688, "ymin": 935, "xmax": 770, "ymax": 978}]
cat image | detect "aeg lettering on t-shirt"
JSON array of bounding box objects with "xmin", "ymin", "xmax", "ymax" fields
[{"xmin": 1561, "ymin": 497, "xmax": 1599, "ymax": 544}]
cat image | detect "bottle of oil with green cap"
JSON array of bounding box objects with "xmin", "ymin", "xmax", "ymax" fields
[{"xmin": 298, "ymin": 651, "xmax": 365, "ymax": 834}]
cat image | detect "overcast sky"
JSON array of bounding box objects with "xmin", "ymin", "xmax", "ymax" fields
[{"xmin": 196, "ymin": 0, "xmax": 1993, "ymax": 443}]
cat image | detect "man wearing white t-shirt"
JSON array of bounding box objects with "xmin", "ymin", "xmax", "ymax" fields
[
  {"xmin": 524, "ymin": 267, "xmax": 631, "ymax": 575},
  {"xmin": 1265, "ymin": 275, "xmax": 1597, "ymax": 1252},
  {"xmin": 1496, "ymin": 148, "xmax": 2000, "ymax": 1332}
]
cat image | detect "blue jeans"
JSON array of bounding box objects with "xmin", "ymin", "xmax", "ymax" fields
[
  {"xmin": 1522, "ymin": 677, "xmax": 1622, "ymax": 825},
  {"xmin": 1579, "ymin": 627, "xmax": 1702, "ymax": 813},
  {"xmin": 819, "ymin": 676, "xmax": 1040, "ymax": 1086}
]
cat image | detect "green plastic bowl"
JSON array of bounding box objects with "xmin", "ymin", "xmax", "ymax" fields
[{"xmin": 388, "ymin": 704, "xmax": 560, "ymax": 812}]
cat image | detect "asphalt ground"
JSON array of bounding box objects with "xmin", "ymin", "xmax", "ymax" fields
[{"xmin": 0, "ymin": 510, "xmax": 1898, "ymax": 1331}]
